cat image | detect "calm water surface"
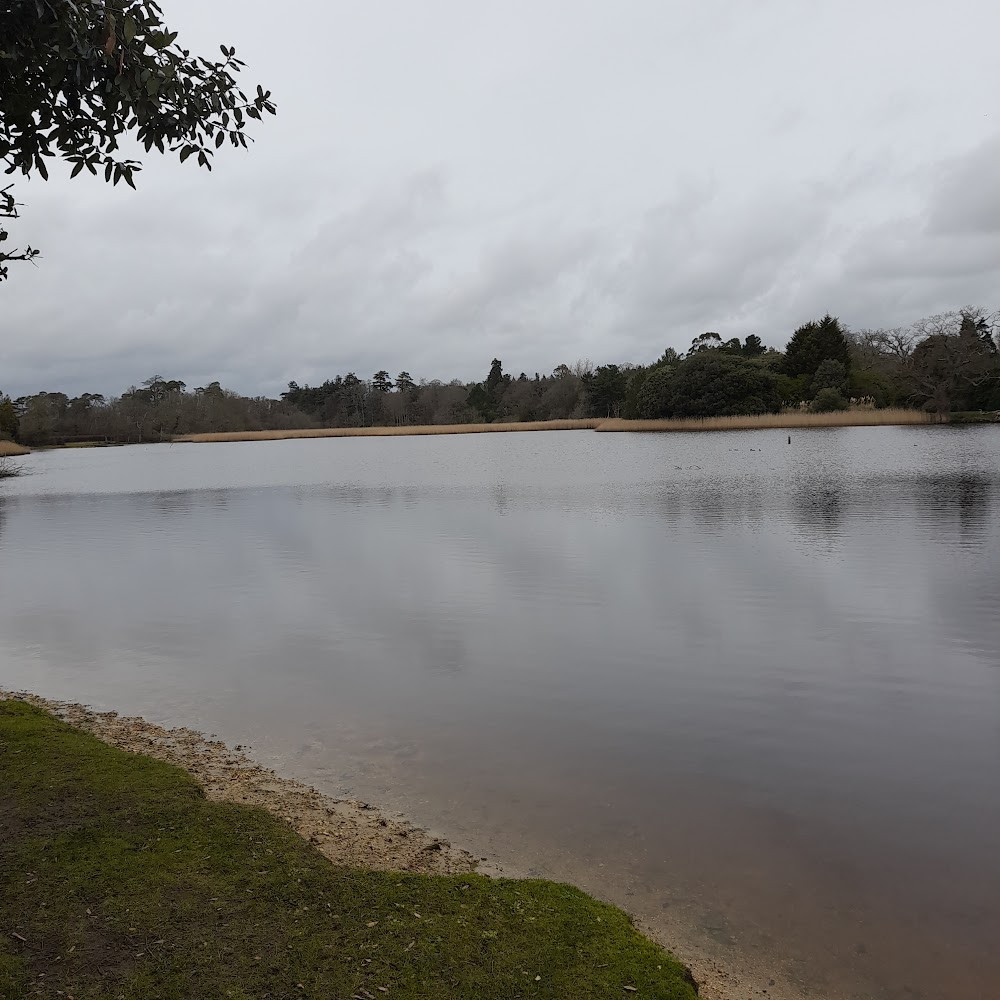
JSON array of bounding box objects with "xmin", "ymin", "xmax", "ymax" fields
[{"xmin": 1, "ymin": 427, "xmax": 998, "ymax": 1000}]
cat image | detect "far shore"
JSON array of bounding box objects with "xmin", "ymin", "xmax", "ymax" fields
[
  {"xmin": 7, "ymin": 408, "xmax": 984, "ymax": 452},
  {"xmin": 594, "ymin": 408, "xmax": 935, "ymax": 432},
  {"xmin": 175, "ymin": 419, "xmax": 601, "ymax": 442},
  {"xmin": 0, "ymin": 440, "xmax": 30, "ymax": 457},
  {"xmin": 175, "ymin": 408, "xmax": 935, "ymax": 443}
]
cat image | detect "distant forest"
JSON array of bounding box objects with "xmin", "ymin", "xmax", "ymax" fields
[{"xmin": 3, "ymin": 308, "xmax": 999, "ymax": 446}]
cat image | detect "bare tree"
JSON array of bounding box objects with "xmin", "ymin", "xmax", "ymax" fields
[
  {"xmin": 0, "ymin": 457, "xmax": 24, "ymax": 479},
  {"xmin": 863, "ymin": 327, "xmax": 917, "ymax": 361},
  {"xmin": 907, "ymin": 313, "xmax": 996, "ymax": 414}
]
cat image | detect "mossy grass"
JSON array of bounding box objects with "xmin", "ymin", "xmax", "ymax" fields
[{"xmin": 0, "ymin": 700, "xmax": 698, "ymax": 1000}]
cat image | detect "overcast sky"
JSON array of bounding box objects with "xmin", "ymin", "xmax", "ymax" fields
[{"xmin": 3, "ymin": 0, "xmax": 1000, "ymax": 398}]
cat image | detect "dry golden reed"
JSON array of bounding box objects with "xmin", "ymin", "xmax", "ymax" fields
[
  {"xmin": 594, "ymin": 409, "xmax": 934, "ymax": 433},
  {"xmin": 176, "ymin": 419, "xmax": 602, "ymax": 443},
  {"xmin": 0, "ymin": 441, "xmax": 30, "ymax": 457},
  {"xmin": 176, "ymin": 410, "xmax": 936, "ymax": 443}
]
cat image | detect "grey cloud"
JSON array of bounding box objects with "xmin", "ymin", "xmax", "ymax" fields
[
  {"xmin": 611, "ymin": 179, "xmax": 835, "ymax": 350},
  {"xmin": 927, "ymin": 136, "xmax": 1000, "ymax": 237},
  {"xmin": 827, "ymin": 135, "xmax": 1000, "ymax": 326},
  {"xmin": 3, "ymin": 0, "xmax": 1000, "ymax": 398}
]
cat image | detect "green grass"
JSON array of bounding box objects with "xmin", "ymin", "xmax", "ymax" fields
[{"xmin": 0, "ymin": 701, "xmax": 698, "ymax": 1000}]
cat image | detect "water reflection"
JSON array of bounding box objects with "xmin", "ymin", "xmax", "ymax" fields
[
  {"xmin": 647, "ymin": 466, "xmax": 995, "ymax": 555},
  {"xmin": 791, "ymin": 476, "xmax": 844, "ymax": 538},
  {"xmin": 916, "ymin": 473, "xmax": 994, "ymax": 543}
]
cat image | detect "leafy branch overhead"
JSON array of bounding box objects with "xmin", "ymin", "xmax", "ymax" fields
[
  {"xmin": 0, "ymin": 183, "xmax": 39, "ymax": 281},
  {"xmin": 0, "ymin": 0, "xmax": 276, "ymax": 278}
]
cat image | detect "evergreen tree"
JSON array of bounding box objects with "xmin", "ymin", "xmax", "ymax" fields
[
  {"xmin": 486, "ymin": 358, "xmax": 504, "ymax": 395},
  {"xmin": 812, "ymin": 359, "xmax": 848, "ymax": 394},
  {"xmin": 582, "ymin": 365, "xmax": 627, "ymax": 417},
  {"xmin": 0, "ymin": 394, "xmax": 18, "ymax": 439},
  {"xmin": 666, "ymin": 354, "xmax": 782, "ymax": 418},
  {"xmin": 781, "ymin": 315, "xmax": 852, "ymax": 387}
]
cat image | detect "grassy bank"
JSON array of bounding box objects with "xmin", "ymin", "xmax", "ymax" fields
[
  {"xmin": 595, "ymin": 409, "xmax": 934, "ymax": 432},
  {"xmin": 0, "ymin": 441, "xmax": 29, "ymax": 457},
  {"xmin": 177, "ymin": 419, "xmax": 601, "ymax": 443},
  {"xmin": 0, "ymin": 700, "xmax": 698, "ymax": 1000}
]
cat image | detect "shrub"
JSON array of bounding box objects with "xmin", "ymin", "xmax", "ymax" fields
[{"xmin": 809, "ymin": 387, "xmax": 849, "ymax": 412}]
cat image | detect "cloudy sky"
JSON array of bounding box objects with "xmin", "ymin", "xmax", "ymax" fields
[{"xmin": 3, "ymin": 0, "xmax": 1000, "ymax": 398}]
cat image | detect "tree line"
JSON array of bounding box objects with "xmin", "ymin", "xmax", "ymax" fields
[
  {"xmin": 3, "ymin": 12, "xmax": 997, "ymax": 448},
  {"xmin": 2, "ymin": 307, "xmax": 998, "ymax": 446}
]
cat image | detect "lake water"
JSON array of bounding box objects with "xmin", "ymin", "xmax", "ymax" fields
[{"xmin": 1, "ymin": 426, "xmax": 998, "ymax": 1000}]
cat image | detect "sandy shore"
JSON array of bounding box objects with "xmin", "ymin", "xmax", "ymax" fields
[{"xmin": 0, "ymin": 689, "xmax": 481, "ymax": 878}]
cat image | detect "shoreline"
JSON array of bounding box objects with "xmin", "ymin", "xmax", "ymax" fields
[
  {"xmin": 3, "ymin": 688, "xmax": 747, "ymax": 997},
  {"xmin": 593, "ymin": 409, "xmax": 934, "ymax": 431},
  {"xmin": 2, "ymin": 694, "xmax": 701, "ymax": 999},
  {"xmin": 173, "ymin": 409, "xmax": 934, "ymax": 443},
  {"xmin": 0, "ymin": 689, "xmax": 802, "ymax": 1000},
  {"xmin": 175, "ymin": 419, "xmax": 601, "ymax": 442},
  {"xmin": 0, "ymin": 688, "xmax": 484, "ymax": 879},
  {"xmin": 1, "ymin": 411, "xmax": 965, "ymax": 452}
]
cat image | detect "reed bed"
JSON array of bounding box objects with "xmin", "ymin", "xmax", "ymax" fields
[
  {"xmin": 176, "ymin": 410, "xmax": 937, "ymax": 443},
  {"xmin": 176, "ymin": 419, "xmax": 601, "ymax": 443},
  {"xmin": 0, "ymin": 440, "xmax": 30, "ymax": 457},
  {"xmin": 594, "ymin": 409, "xmax": 934, "ymax": 433}
]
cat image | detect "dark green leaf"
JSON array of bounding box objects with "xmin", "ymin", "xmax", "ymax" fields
[{"xmin": 0, "ymin": 2, "xmax": 275, "ymax": 280}]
